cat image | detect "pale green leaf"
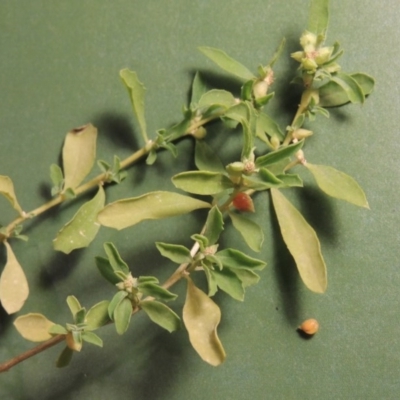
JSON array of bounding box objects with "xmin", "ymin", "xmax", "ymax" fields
[
  {"xmin": 182, "ymin": 277, "xmax": 226, "ymax": 366},
  {"xmin": 120, "ymin": 69, "xmax": 148, "ymax": 142},
  {"xmin": 86, "ymin": 300, "xmax": 111, "ymax": 331},
  {"xmin": 210, "ymin": 268, "xmax": 245, "ymax": 301},
  {"xmin": 198, "ymin": 89, "xmax": 236, "ymax": 109},
  {"xmin": 190, "ymin": 72, "xmax": 207, "ymax": 106},
  {"xmin": 98, "ymin": 191, "xmax": 210, "ymax": 230},
  {"xmin": 62, "ymin": 124, "xmax": 97, "ymax": 190},
  {"xmin": 351, "ymin": 73, "xmax": 375, "ymax": 96},
  {"xmin": 308, "ymin": 0, "xmax": 329, "ymax": 36},
  {"xmin": 255, "ymin": 141, "xmax": 304, "ymax": 168},
  {"xmin": 199, "ymin": 46, "xmax": 255, "ymax": 81},
  {"xmin": 48, "ymin": 324, "xmax": 68, "ymax": 335},
  {"xmin": 204, "ymin": 206, "xmax": 224, "ymax": 246},
  {"xmin": 216, "ymin": 248, "xmax": 266, "ymax": 270},
  {"xmin": 113, "ymin": 298, "xmax": 132, "ymax": 335},
  {"xmin": 0, "ymin": 175, "xmax": 24, "ymax": 216},
  {"xmin": 271, "ymin": 188, "xmax": 327, "ymax": 293},
  {"xmin": 306, "ymin": 163, "xmax": 369, "ymax": 208},
  {"xmin": 229, "ymin": 212, "xmax": 264, "ymax": 252},
  {"xmin": 0, "ymin": 242, "xmax": 29, "ymax": 314},
  {"xmin": 232, "ymin": 269, "xmax": 260, "ymax": 288},
  {"xmin": 50, "ymin": 164, "xmax": 64, "ymax": 187},
  {"xmin": 256, "ymin": 112, "xmax": 284, "ymax": 140},
  {"xmin": 195, "ymin": 140, "xmax": 225, "ymax": 174},
  {"xmin": 82, "ymin": 331, "xmax": 103, "ymax": 347},
  {"xmin": 108, "ymin": 291, "xmax": 129, "ymax": 319},
  {"xmin": 155, "ymin": 242, "xmax": 192, "ymax": 264},
  {"xmin": 95, "ymin": 256, "xmax": 121, "ymax": 285},
  {"xmin": 53, "ymin": 186, "xmax": 105, "ymax": 254},
  {"xmin": 140, "ymin": 300, "xmax": 181, "ymax": 333},
  {"xmin": 56, "ymin": 346, "xmax": 74, "ymax": 368},
  {"xmin": 13, "ymin": 313, "xmax": 55, "ymax": 342},
  {"xmin": 138, "ymin": 283, "xmax": 178, "ymax": 302},
  {"xmin": 66, "ymin": 295, "xmax": 82, "ymax": 317},
  {"xmin": 331, "ymin": 72, "xmax": 364, "ymax": 104},
  {"xmin": 103, "ymin": 242, "xmax": 130, "ymax": 275},
  {"xmin": 172, "ymin": 171, "xmax": 233, "ymax": 195}
]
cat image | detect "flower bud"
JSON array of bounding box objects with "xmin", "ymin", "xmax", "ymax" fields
[
  {"xmin": 232, "ymin": 192, "xmax": 255, "ymax": 213},
  {"xmin": 315, "ymin": 46, "xmax": 333, "ymax": 65},
  {"xmin": 191, "ymin": 126, "xmax": 207, "ymax": 139},
  {"xmin": 226, "ymin": 162, "xmax": 245, "ymax": 173},
  {"xmin": 292, "ymin": 129, "xmax": 313, "ymax": 140},
  {"xmin": 270, "ymin": 136, "xmax": 280, "ymax": 149},
  {"xmin": 291, "ymin": 51, "xmax": 304, "ymax": 63},
  {"xmin": 252, "ymin": 80, "xmax": 269, "ymax": 99},
  {"xmin": 300, "ymin": 31, "xmax": 317, "ymax": 52},
  {"xmin": 302, "ymin": 58, "xmax": 318, "ymax": 72}
]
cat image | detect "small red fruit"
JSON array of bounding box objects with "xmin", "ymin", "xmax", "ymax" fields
[{"xmin": 232, "ymin": 192, "xmax": 255, "ymax": 213}]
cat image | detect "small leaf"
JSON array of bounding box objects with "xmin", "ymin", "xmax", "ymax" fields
[
  {"xmin": 13, "ymin": 313, "xmax": 55, "ymax": 342},
  {"xmin": 204, "ymin": 206, "xmax": 224, "ymax": 246},
  {"xmin": 74, "ymin": 308, "xmax": 86, "ymax": 325},
  {"xmin": 138, "ymin": 283, "xmax": 178, "ymax": 302},
  {"xmin": 229, "ymin": 212, "xmax": 264, "ymax": 252},
  {"xmin": 56, "ymin": 346, "xmax": 74, "ymax": 368},
  {"xmin": 351, "ymin": 73, "xmax": 375, "ymax": 96},
  {"xmin": 82, "ymin": 331, "xmax": 103, "ymax": 347},
  {"xmin": 190, "ymin": 72, "xmax": 207, "ymax": 106},
  {"xmin": 209, "ymin": 268, "xmax": 245, "ymax": 301},
  {"xmin": 140, "ymin": 300, "xmax": 181, "ymax": 333},
  {"xmin": 66, "ymin": 295, "xmax": 82, "ymax": 317},
  {"xmin": 182, "ymin": 277, "xmax": 226, "ymax": 366},
  {"xmin": 199, "ymin": 46, "xmax": 255, "ymax": 81},
  {"xmin": 53, "ymin": 186, "xmax": 105, "ymax": 254},
  {"xmin": 98, "ymin": 191, "xmax": 211, "ymax": 230},
  {"xmin": 103, "ymin": 242, "xmax": 130, "ymax": 275},
  {"xmin": 0, "ymin": 242, "xmax": 29, "ymax": 314},
  {"xmin": 256, "ymin": 112, "xmax": 284, "ymax": 140},
  {"xmin": 216, "ymin": 248, "xmax": 266, "ymax": 270},
  {"xmin": 120, "ymin": 69, "xmax": 148, "ymax": 143},
  {"xmin": 330, "ymin": 73, "xmax": 365, "ymax": 104},
  {"xmin": 155, "ymin": 242, "xmax": 192, "ymax": 264},
  {"xmin": 0, "ymin": 175, "xmax": 23, "ymax": 216},
  {"xmin": 48, "ymin": 324, "xmax": 68, "ymax": 335},
  {"xmin": 113, "ymin": 298, "xmax": 133, "ymax": 335},
  {"xmin": 172, "ymin": 171, "xmax": 233, "ymax": 195},
  {"xmin": 195, "ymin": 140, "xmax": 225, "ymax": 174},
  {"xmin": 86, "ymin": 300, "xmax": 111, "ymax": 331},
  {"xmin": 255, "ymin": 141, "xmax": 304, "ymax": 168},
  {"xmin": 233, "ymin": 269, "xmax": 260, "ymax": 287},
  {"xmin": 271, "ymin": 188, "xmax": 327, "ymax": 293},
  {"xmin": 62, "ymin": 124, "xmax": 97, "ymax": 190},
  {"xmin": 307, "ymin": 0, "xmax": 329, "ymax": 37},
  {"xmin": 50, "ymin": 164, "xmax": 64, "ymax": 195},
  {"xmin": 138, "ymin": 276, "xmax": 159, "ymax": 284},
  {"xmin": 95, "ymin": 256, "xmax": 121, "ymax": 285},
  {"xmin": 276, "ymin": 173, "xmax": 303, "ymax": 188},
  {"xmin": 306, "ymin": 163, "xmax": 369, "ymax": 208},
  {"xmin": 108, "ymin": 291, "xmax": 129, "ymax": 320},
  {"xmin": 198, "ymin": 89, "xmax": 236, "ymax": 110},
  {"xmin": 242, "ymin": 168, "xmax": 283, "ymax": 190}
]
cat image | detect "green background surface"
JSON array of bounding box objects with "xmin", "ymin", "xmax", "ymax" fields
[{"xmin": 0, "ymin": 1, "xmax": 399, "ymax": 399}]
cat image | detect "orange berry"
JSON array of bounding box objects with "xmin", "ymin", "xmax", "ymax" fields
[
  {"xmin": 232, "ymin": 192, "xmax": 255, "ymax": 212},
  {"xmin": 299, "ymin": 318, "xmax": 319, "ymax": 335}
]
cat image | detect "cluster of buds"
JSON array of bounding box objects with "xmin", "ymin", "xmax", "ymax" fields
[{"xmin": 291, "ymin": 31, "xmax": 336, "ymax": 75}]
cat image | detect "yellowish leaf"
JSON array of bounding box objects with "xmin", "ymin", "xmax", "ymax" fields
[
  {"xmin": 0, "ymin": 242, "xmax": 29, "ymax": 313},
  {"xmin": 14, "ymin": 313, "xmax": 55, "ymax": 342},
  {"xmin": 0, "ymin": 175, "xmax": 24, "ymax": 216},
  {"xmin": 182, "ymin": 277, "xmax": 226, "ymax": 366}
]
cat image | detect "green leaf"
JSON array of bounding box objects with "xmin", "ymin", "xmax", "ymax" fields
[
  {"xmin": 215, "ymin": 248, "xmax": 266, "ymax": 270},
  {"xmin": 113, "ymin": 297, "xmax": 132, "ymax": 335},
  {"xmin": 240, "ymin": 119, "xmax": 254, "ymax": 161},
  {"xmin": 195, "ymin": 140, "xmax": 225, "ymax": 174},
  {"xmin": 271, "ymin": 188, "xmax": 327, "ymax": 293},
  {"xmin": 351, "ymin": 73, "xmax": 375, "ymax": 96},
  {"xmin": 120, "ymin": 69, "xmax": 148, "ymax": 143},
  {"xmin": 75, "ymin": 308, "xmax": 86, "ymax": 325},
  {"xmin": 56, "ymin": 346, "xmax": 74, "ymax": 368},
  {"xmin": 82, "ymin": 331, "xmax": 103, "ymax": 347},
  {"xmin": 155, "ymin": 242, "xmax": 192, "ymax": 264},
  {"xmin": 48, "ymin": 324, "xmax": 68, "ymax": 335},
  {"xmin": 232, "ymin": 269, "xmax": 260, "ymax": 287},
  {"xmin": 204, "ymin": 206, "xmax": 224, "ymax": 246},
  {"xmin": 229, "ymin": 212, "xmax": 264, "ymax": 252},
  {"xmin": 103, "ymin": 242, "xmax": 130, "ymax": 275},
  {"xmin": 86, "ymin": 300, "xmax": 111, "ymax": 331},
  {"xmin": 138, "ymin": 276, "xmax": 159, "ymax": 284},
  {"xmin": 198, "ymin": 89, "xmax": 236, "ymax": 110},
  {"xmin": 209, "ymin": 268, "xmax": 245, "ymax": 301},
  {"xmin": 98, "ymin": 191, "xmax": 211, "ymax": 230},
  {"xmin": 182, "ymin": 277, "xmax": 226, "ymax": 366},
  {"xmin": 53, "ymin": 186, "xmax": 105, "ymax": 254},
  {"xmin": 191, "ymin": 234, "xmax": 209, "ymax": 250},
  {"xmin": 140, "ymin": 300, "xmax": 181, "ymax": 333},
  {"xmin": 256, "ymin": 112, "xmax": 284, "ymax": 141},
  {"xmin": 190, "ymin": 72, "xmax": 207, "ymax": 106},
  {"xmin": 203, "ymin": 265, "xmax": 218, "ymax": 296},
  {"xmin": 0, "ymin": 242, "xmax": 29, "ymax": 314},
  {"xmin": 13, "ymin": 313, "xmax": 55, "ymax": 342},
  {"xmin": 307, "ymin": 0, "xmax": 329, "ymax": 36},
  {"xmin": 172, "ymin": 171, "xmax": 233, "ymax": 195},
  {"xmin": 95, "ymin": 256, "xmax": 121, "ymax": 285},
  {"xmin": 306, "ymin": 163, "xmax": 369, "ymax": 208},
  {"xmin": 267, "ymin": 37, "xmax": 286, "ymax": 68},
  {"xmin": 199, "ymin": 46, "xmax": 255, "ymax": 81},
  {"xmin": 330, "ymin": 72, "xmax": 364, "ymax": 104},
  {"xmin": 66, "ymin": 295, "xmax": 82, "ymax": 317},
  {"xmin": 138, "ymin": 283, "xmax": 178, "ymax": 302},
  {"xmin": 62, "ymin": 124, "xmax": 97, "ymax": 190},
  {"xmin": 50, "ymin": 164, "xmax": 64, "ymax": 195},
  {"xmin": 0, "ymin": 175, "xmax": 24, "ymax": 216},
  {"xmin": 223, "ymin": 102, "xmax": 249, "ymax": 127},
  {"xmin": 255, "ymin": 141, "xmax": 304, "ymax": 168},
  {"xmin": 276, "ymin": 173, "xmax": 303, "ymax": 188},
  {"xmin": 108, "ymin": 291, "xmax": 129, "ymax": 320}
]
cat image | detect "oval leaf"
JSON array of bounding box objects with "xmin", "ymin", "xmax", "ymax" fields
[
  {"xmin": 172, "ymin": 171, "xmax": 233, "ymax": 195},
  {"xmin": 140, "ymin": 300, "xmax": 181, "ymax": 333},
  {"xmin": 330, "ymin": 73, "xmax": 364, "ymax": 104},
  {"xmin": 198, "ymin": 46, "xmax": 255, "ymax": 81},
  {"xmin": 62, "ymin": 124, "xmax": 97, "ymax": 190},
  {"xmin": 98, "ymin": 191, "xmax": 210, "ymax": 230},
  {"xmin": 306, "ymin": 163, "xmax": 369, "ymax": 208},
  {"xmin": 307, "ymin": 0, "xmax": 329, "ymax": 36},
  {"xmin": 204, "ymin": 206, "xmax": 224, "ymax": 246},
  {"xmin": 0, "ymin": 242, "xmax": 29, "ymax": 314},
  {"xmin": 14, "ymin": 313, "xmax": 55, "ymax": 342},
  {"xmin": 53, "ymin": 186, "xmax": 105, "ymax": 253},
  {"xmin": 0, "ymin": 175, "xmax": 23, "ymax": 216},
  {"xmin": 229, "ymin": 212, "xmax": 264, "ymax": 252},
  {"xmin": 215, "ymin": 248, "xmax": 266, "ymax": 270},
  {"xmin": 182, "ymin": 277, "xmax": 226, "ymax": 366},
  {"xmin": 271, "ymin": 188, "xmax": 327, "ymax": 293},
  {"xmin": 86, "ymin": 300, "xmax": 111, "ymax": 331},
  {"xmin": 113, "ymin": 297, "xmax": 133, "ymax": 335},
  {"xmin": 255, "ymin": 141, "xmax": 304, "ymax": 169},
  {"xmin": 82, "ymin": 331, "xmax": 103, "ymax": 347},
  {"xmin": 155, "ymin": 242, "xmax": 192, "ymax": 264},
  {"xmin": 198, "ymin": 89, "xmax": 236, "ymax": 109},
  {"xmin": 56, "ymin": 346, "xmax": 74, "ymax": 368}
]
